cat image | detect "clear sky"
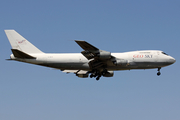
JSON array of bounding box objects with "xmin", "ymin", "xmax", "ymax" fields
[{"xmin": 0, "ymin": 0, "xmax": 180, "ymax": 120}]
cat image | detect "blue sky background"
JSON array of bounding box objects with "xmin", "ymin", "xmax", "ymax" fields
[{"xmin": 0, "ymin": 0, "xmax": 180, "ymax": 120}]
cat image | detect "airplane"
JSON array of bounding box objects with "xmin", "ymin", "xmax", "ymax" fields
[{"xmin": 5, "ymin": 30, "xmax": 176, "ymax": 80}]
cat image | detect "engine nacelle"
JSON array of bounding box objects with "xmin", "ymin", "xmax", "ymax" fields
[
  {"xmin": 97, "ymin": 50, "xmax": 111, "ymax": 59},
  {"xmin": 103, "ymin": 71, "xmax": 114, "ymax": 77},
  {"xmin": 77, "ymin": 74, "xmax": 88, "ymax": 78},
  {"xmin": 113, "ymin": 59, "xmax": 128, "ymax": 66}
]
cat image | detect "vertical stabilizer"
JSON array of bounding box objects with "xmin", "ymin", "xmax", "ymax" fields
[{"xmin": 5, "ymin": 30, "xmax": 43, "ymax": 53}]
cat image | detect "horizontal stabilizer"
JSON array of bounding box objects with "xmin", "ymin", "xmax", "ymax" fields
[
  {"xmin": 6, "ymin": 59, "xmax": 14, "ymax": 60},
  {"xmin": 11, "ymin": 49, "xmax": 36, "ymax": 59}
]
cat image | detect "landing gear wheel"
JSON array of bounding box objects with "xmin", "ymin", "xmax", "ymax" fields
[
  {"xmin": 157, "ymin": 72, "xmax": 161, "ymax": 76},
  {"xmin": 96, "ymin": 75, "xmax": 101, "ymax": 81},
  {"xmin": 96, "ymin": 77, "xmax": 100, "ymax": 81},
  {"xmin": 90, "ymin": 74, "xmax": 93, "ymax": 78}
]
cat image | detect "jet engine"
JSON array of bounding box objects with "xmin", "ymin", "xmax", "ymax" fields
[
  {"xmin": 103, "ymin": 71, "xmax": 114, "ymax": 77},
  {"xmin": 97, "ymin": 50, "xmax": 111, "ymax": 59}
]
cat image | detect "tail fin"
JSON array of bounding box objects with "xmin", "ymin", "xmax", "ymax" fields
[{"xmin": 5, "ymin": 30, "xmax": 43, "ymax": 54}]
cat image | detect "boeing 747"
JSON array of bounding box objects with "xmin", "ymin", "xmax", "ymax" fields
[{"xmin": 5, "ymin": 30, "xmax": 176, "ymax": 80}]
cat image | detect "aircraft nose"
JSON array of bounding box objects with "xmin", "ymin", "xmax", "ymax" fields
[{"xmin": 168, "ymin": 56, "xmax": 176, "ymax": 64}]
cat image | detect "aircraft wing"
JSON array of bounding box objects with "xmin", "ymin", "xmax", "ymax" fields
[
  {"xmin": 75, "ymin": 40, "xmax": 113, "ymax": 60},
  {"xmin": 75, "ymin": 40, "xmax": 99, "ymax": 51}
]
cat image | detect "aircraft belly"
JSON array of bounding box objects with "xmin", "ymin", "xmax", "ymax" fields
[{"xmin": 38, "ymin": 62, "xmax": 90, "ymax": 70}]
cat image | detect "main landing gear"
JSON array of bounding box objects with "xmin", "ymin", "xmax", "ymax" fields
[
  {"xmin": 90, "ymin": 72, "xmax": 101, "ymax": 80},
  {"xmin": 157, "ymin": 67, "xmax": 161, "ymax": 76},
  {"xmin": 89, "ymin": 70, "xmax": 105, "ymax": 81}
]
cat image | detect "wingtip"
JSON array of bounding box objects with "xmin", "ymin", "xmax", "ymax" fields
[
  {"xmin": 75, "ymin": 40, "xmax": 86, "ymax": 43},
  {"xmin": 4, "ymin": 29, "xmax": 15, "ymax": 33}
]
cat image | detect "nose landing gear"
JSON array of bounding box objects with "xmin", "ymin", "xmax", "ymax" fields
[{"xmin": 157, "ymin": 67, "xmax": 161, "ymax": 76}]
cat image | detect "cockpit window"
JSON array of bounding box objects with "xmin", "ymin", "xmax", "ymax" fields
[{"xmin": 162, "ymin": 52, "xmax": 169, "ymax": 56}]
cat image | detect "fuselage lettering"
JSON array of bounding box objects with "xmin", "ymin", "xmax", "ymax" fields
[
  {"xmin": 133, "ymin": 54, "xmax": 153, "ymax": 58},
  {"xmin": 145, "ymin": 55, "xmax": 153, "ymax": 58},
  {"xmin": 133, "ymin": 55, "xmax": 144, "ymax": 58}
]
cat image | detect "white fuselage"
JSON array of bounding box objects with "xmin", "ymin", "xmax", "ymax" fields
[{"xmin": 10, "ymin": 50, "xmax": 176, "ymax": 71}]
